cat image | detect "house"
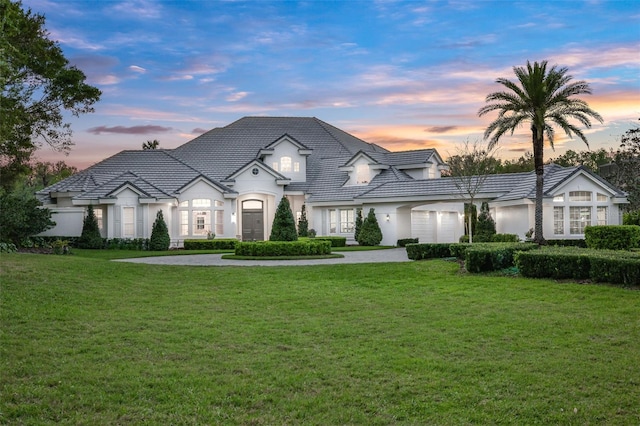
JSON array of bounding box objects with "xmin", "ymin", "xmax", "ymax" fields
[{"xmin": 37, "ymin": 116, "xmax": 629, "ymax": 246}]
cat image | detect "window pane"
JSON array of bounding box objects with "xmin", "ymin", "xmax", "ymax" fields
[
  {"xmin": 597, "ymin": 193, "xmax": 607, "ymax": 202},
  {"xmin": 281, "ymin": 157, "xmax": 292, "ymax": 172},
  {"xmin": 192, "ymin": 210, "xmax": 211, "ymax": 235},
  {"xmin": 329, "ymin": 210, "xmax": 337, "ymax": 234},
  {"xmin": 123, "ymin": 207, "xmax": 134, "ymax": 237},
  {"xmin": 356, "ymin": 164, "xmax": 369, "ymax": 184},
  {"xmin": 193, "ymin": 199, "xmax": 211, "ymax": 208},
  {"xmin": 553, "ymin": 194, "xmax": 564, "ymax": 202},
  {"xmin": 554, "ymin": 207, "xmax": 564, "ymax": 235},
  {"xmin": 180, "ymin": 211, "xmax": 189, "ymax": 236},
  {"xmin": 179, "ymin": 201, "xmax": 188, "ymax": 207},
  {"xmin": 340, "ymin": 209, "xmax": 354, "ymax": 233},
  {"xmin": 569, "ymin": 191, "xmax": 591, "ymax": 202},
  {"xmin": 570, "ymin": 206, "xmax": 591, "ymax": 234},
  {"xmin": 597, "ymin": 206, "xmax": 607, "ymax": 225},
  {"xmin": 215, "ymin": 200, "xmax": 224, "ymax": 207},
  {"xmin": 215, "ymin": 210, "xmax": 224, "ymax": 235},
  {"xmin": 272, "ymin": 162, "xmax": 279, "ymax": 171},
  {"xmin": 294, "ymin": 162, "xmax": 300, "ymax": 172},
  {"xmin": 94, "ymin": 208, "xmax": 103, "ymax": 231}
]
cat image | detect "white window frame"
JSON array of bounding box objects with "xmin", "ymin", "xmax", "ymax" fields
[
  {"xmin": 122, "ymin": 206, "xmax": 135, "ymax": 238},
  {"xmin": 553, "ymin": 206, "xmax": 564, "ymax": 235},
  {"xmin": 597, "ymin": 206, "xmax": 608, "ymax": 226},
  {"xmin": 570, "ymin": 206, "xmax": 591, "ymax": 235},
  {"xmin": 280, "ymin": 156, "xmax": 292, "ymax": 172}
]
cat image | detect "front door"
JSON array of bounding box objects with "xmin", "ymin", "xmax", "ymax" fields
[{"xmin": 241, "ymin": 200, "xmax": 264, "ymax": 241}]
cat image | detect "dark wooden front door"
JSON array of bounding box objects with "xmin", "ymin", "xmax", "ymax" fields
[{"xmin": 242, "ymin": 210, "xmax": 264, "ymax": 241}]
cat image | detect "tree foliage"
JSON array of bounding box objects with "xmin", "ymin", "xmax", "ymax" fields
[
  {"xmin": 270, "ymin": 197, "xmax": 298, "ymax": 241},
  {"xmin": 0, "ymin": 191, "xmax": 55, "ymax": 245},
  {"xmin": 77, "ymin": 205, "xmax": 103, "ymax": 249},
  {"xmin": 357, "ymin": 208, "xmax": 382, "ymax": 246},
  {"xmin": 547, "ymin": 148, "xmax": 611, "ymax": 173},
  {"xmin": 475, "ymin": 201, "xmax": 496, "ymax": 242},
  {"xmin": 354, "ymin": 208, "xmax": 363, "ymax": 242},
  {"xmin": 479, "ymin": 60, "xmax": 602, "ymax": 244},
  {"xmin": 0, "ymin": 0, "xmax": 101, "ymax": 188},
  {"xmin": 447, "ymin": 139, "xmax": 497, "ymax": 243},
  {"xmin": 297, "ymin": 204, "xmax": 309, "ymax": 237},
  {"xmin": 606, "ymin": 122, "xmax": 640, "ymax": 211},
  {"xmin": 142, "ymin": 139, "xmax": 160, "ymax": 150},
  {"xmin": 149, "ymin": 209, "xmax": 170, "ymax": 251}
]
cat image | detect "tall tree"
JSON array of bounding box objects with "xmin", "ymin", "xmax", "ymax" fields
[
  {"xmin": 297, "ymin": 204, "xmax": 309, "ymax": 237},
  {"xmin": 447, "ymin": 139, "xmax": 497, "ymax": 243},
  {"xmin": 0, "ymin": 0, "xmax": 101, "ymax": 188},
  {"xmin": 602, "ymin": 121, "xmax": 640, "ymax": 211},
  {"xmin": 479, "ymin": 60, "xmax": 602, "ymax": 244}
]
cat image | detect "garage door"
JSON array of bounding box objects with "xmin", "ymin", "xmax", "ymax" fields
[
  {"xmin": 412, "ymin": 211, "xmax": 436, "ymax": 243},
  {"xmin": 438, "ymin": 212, "xmax": 457, "ymax": 243}
]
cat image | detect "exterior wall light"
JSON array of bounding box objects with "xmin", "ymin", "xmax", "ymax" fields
[{"xmin": 385, "ymin": 214, "xmax": 390, "ymax": 222}]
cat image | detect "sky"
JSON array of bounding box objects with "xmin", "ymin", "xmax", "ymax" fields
[{"xmin": 21, "ymin": 0, "xmax": 640, "ymax": 170}]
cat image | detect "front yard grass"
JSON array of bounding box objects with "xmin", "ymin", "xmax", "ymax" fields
[{"xmin": 1, "ymin": 253, "xmax": 639, "ymax": 424}]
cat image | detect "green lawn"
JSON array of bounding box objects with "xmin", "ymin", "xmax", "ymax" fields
[{"xmin": 1, "ymin": 253, "xmax": 639, "ymax": 424}]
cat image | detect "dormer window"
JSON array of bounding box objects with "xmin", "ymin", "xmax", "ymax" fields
[
  {"xmin": 356, "ymin": 164, "xmax": 369, "ymax": 184},
  {"xmin": 281, "ymin": 156, "xmax": 292, "ymax": 172}
]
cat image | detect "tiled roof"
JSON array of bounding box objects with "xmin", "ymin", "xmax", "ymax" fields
[{"xmin": 39, "ymin": 117, "xmax": 624, "ymax": 207}]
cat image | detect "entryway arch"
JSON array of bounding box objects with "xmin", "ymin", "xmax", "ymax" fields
[{"xmin": 241, "ymin": 199, "xmax": 264, "ymax": 241}]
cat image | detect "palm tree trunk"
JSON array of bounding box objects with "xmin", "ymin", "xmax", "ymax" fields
[{"xmin": 532, "ymin": 126, "xmax": 546, "ymax": 245}]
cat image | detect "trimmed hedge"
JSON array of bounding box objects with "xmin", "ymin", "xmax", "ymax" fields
[
  {"xmin": 235, "ymin": 240, "xmax": 332, "ymax": 257},
  {"xmin": 405, "ymin": 243, "xmax": 451, "ymax": 260},
  {"xmin": 313, "ymin": 236, "xmax": 347, "ymax": 247},
  {"xmin": 513, "ymin": 247, "xmax": 591, "ymax": 280},
  {"xmin": 464, "ymin": 243, "xmax": 538, "ymax": 273},
  {"xmin": 397, "ymin": 238, "xmax": 419, "ymax": 247},
  {"xmin": 491, "ymin": 233, "xmax": 520, "ymax": 243},
  {"xmin": 515, "ymin": 247, "xmax": 640, "ymax": 285},
  {"xmin": 546, "ymin": 239, "xmax": 587, "ymax": 248},
  {"xmin": 184, "ymin": 239, "xmax": 238, "ymax": 250},
  {"xmin": 584, "ymin": 225, "xmax": 640, "ymax": 250}
]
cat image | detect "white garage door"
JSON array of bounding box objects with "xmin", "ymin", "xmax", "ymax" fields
[
  {"xmin": 438, "ymin": 212, "xmax": 457, "ymax": 243},
  {"xmin": 412, "ymin": 211, "xmax": 436, "ymax": 243}
]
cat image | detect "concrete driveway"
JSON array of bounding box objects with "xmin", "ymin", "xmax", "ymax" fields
[{"xmin": 114, "ymin": 247, "xmax": 410, "ymax": 266}]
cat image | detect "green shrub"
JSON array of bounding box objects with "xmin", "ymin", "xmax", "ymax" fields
[
  {"xmin": 514, "ymin": 247, "xmax": 591, "ymax": 280},
  {"xmin": 52, "ymin": 239, "xmax": 71, "ymax": 255},
  {"xmin": 515, "ymin": 247, "xmax": 640, "ymax": 285},
  {"xmin": 235, "ymin": 240, "xmax": 331, "ymax": 257},
  {"xmin": 297, "ymin": 204, "xmax": 309, "ymax": 237},
  {"xmin": 491, "ymin": 233, "xmax": 519, "ymax": 242},
  {"xmin": 449, "ymin": 243, "xmax": 471, "ymax": 259},
  {"xmin": 589, "ymin": 252, "xmax": 640, "ymax": 286},
  {"xmin": 313, "ymin": 236, "xmax": 347, "ymax": 247},
  {"xmin": 474, "ymin": 202, "xmax": 496, "ymax": 242},
  {"xmin": 104, "ymin": 238, "xmax": 148, "ymax": 250},
  {"xmin": 584, "ymin": 225, "xmax": 640, "ymax": 250},
  {"xmin": 464, "ymin": 243, "xmax": 538, "ymax": 273},
  {"xmin": 397, "ymin": 238, "xmax": 419, "ymax": 247},
  {"xmin": 623, "ymin": 210, "xmax": 640, "ymax": 226},
  {"xmin": 357, "ymin": 208, "xmax": 383, "ymax": 246},
  {"xmin": 354, "ymin": 209, "xmax": 363, "ymax": 242},
  {"xmin": 0, "ymin": 242, "xmax": 17, "ymax": 253},
  {"xmin": 270, "ymin": 197, "xmax": 298, "ymax": 241},
  {"xmin": 77, "ymin": 205, "xmax": 104, "ymax": 249},
  {"xmin": 183, "ymin": 239, "xmax": 237, "ymax": 250},
  {"xmin": 405, "ymin": 243, "xmax": 451, "ymax": 260},
  {"xmin": 149, "ymin": 210, "xmax": 170, "ymax": 251},
  {"xmin": 546, "ymin": 239, "xmax": 587, "ymax": 248}
]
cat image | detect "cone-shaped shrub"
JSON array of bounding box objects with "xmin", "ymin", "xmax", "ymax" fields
[
  {"xmin": 297, "ymin": 204, "xmax": 309, "ymax": 237},
  {"xmin": 270, "ymin": 197, "xmax": 298, "ymax": 241},
  {"xmin": 354, "ymin": 208, "xmax": 363, "ymax": 242},
  {"xmin": 475, "ymin": 201, "xmax": 496, "ymax": 242},
  {"xmin": 357, "ymin": 208, "xmax": 383, "ymax": 246},
  {"xmin": 149, "ymin": 209, "xmax": 170, "ymax": 251},
  {"xmin": 77, "ymin": 205, "xmax": 103, "ymax": 249}
]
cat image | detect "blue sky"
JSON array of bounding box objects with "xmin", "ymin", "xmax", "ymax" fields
[{"xmin": 22, "ymin": 0, "xmax": 640, "ymax": 169}]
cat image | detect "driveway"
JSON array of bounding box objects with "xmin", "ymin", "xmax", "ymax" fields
[{"xmin": 114, "ymin": 247, "xmax": 410, "ymax": 266}]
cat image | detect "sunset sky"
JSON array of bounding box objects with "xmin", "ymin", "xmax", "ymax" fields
[{"xmin": 21, "ymin": 0, "xmax": 640, "ymax": 170}]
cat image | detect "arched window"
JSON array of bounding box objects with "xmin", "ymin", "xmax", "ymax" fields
[{"xmin": 281, "ymin": 156, "xmax": 292, "ymax": 172}]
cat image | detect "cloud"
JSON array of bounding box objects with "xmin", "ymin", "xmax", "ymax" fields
[
  {"xmin": 129, "ymin": 65, "xmax": 147, "ymax": 73},
  {"xmin": 191, "ymin": 128, "xmax": 208, "ymax": 135},
  {"xmin": 110, "ymin": 0, "xmax": 163, "ymax": 19},
  {"xmin": 426, "ymin": 126, "xmax": 458, "ymax": 134},
  {"xmin": 87, "ymin": 125, "xmax": 173, "ymax": 135},
  {"xmin": 226, "ymin": 91, "xmax": 250, "ymax": 102}
]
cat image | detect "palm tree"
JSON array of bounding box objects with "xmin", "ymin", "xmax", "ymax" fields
[{"xmin": 478, "ymin": 60, "xmax": 602, "ymax": 244}]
